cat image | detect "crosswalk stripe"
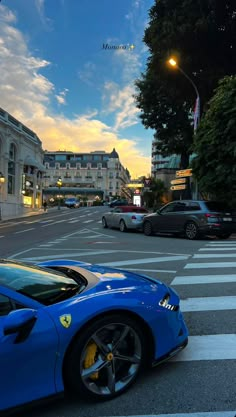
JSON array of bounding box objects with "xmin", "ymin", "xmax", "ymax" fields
[
  {"xmin": 68, "ymin": 220, "xmax": 79, "ymax": 223},
  {"xmin": 83, "ymin": 219, "xmax": 94, "ymax": 223},
  {"xmin": 185, "ymin": 262, "xmax": 236, "ymax": 269},
  {"xmin": 172, "ymin": 274, "xmax": 236, "ymax": 285},
  {"xmin": 171, "ymin": 334, "xmax": 236, "ymax": 361},
  {"xmin": 199, "ymin": 247, "xmax": 236, "ymax": 251},
  {"xmin": 117, "ymin": 411, "xmax": 236, "ymax": 417},
  {"xmin": 180, "ymin": 296, "xmax": 236, "ymax": 312},
  {"xmin": 193, "ymin": 254, "xmax": 236, "ymax": 258}
]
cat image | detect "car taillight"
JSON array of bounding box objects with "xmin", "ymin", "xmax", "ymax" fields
[
  {"xmin": 131, "ymin": 215, "xmax": 137, "ymax": 220},
  {"xmin": 204, "ymin": 213, "xmax": 219, "ymax": 218}
]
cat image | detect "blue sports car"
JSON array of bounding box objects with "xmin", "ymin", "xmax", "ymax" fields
[{"xmin": 0, "ymin": 259, "xmax": 188, "ymax": 412}]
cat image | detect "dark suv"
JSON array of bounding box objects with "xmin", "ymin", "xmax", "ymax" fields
[{"xmin": 143, "ymin": 200, "xmax": 236, "ymax": 240}]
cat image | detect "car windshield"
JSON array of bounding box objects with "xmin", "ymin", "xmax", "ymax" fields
[{"xmin": 0, "ymin": 261, "xmax": 85, "ymax": 306}]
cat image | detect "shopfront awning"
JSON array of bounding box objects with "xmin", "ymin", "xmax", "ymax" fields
[{"xmin": 24, "ymin": 156, "xmax": 45, "ymax": 171}]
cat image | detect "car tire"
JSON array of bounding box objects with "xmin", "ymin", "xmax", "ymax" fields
[
  {"xmin": 185, "ymin": 221, "xmax": 199, "ymax": 240},
  {"xmin": 143, "ymin": 221, "xmax": 153, "ymax": 236},
  {"xmin": 64, "ymin": 314, "xmax": 145, "ymax": 400},
  {"xmin": 218, "ymin": 233, "xmax": 231, "ymax": 239},
  {"xmin": 102, "ymin": 217, "xmax": 108, "ymax": 228},
  {"xmin": 119, "ymin": 220, "xmax": 127, "ymax": 232}
]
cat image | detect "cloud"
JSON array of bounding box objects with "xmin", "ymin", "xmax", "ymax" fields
[
  {"xmin": 35, "ymin": 0, "xmax": 53, "ymax": 30},
  {"xmin": 0, "ymin": 6, "xmax": 150, "ymax": 177},
  {"xmin": 77, "ymin": 62, "xmax": 96, "ymax": 86},
  {"xmin": 55, "ymin": 88, "xmax": 69, "ymax": 105}
]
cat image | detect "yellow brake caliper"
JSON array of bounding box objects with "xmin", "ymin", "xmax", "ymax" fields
[{"xmin": 84, "ymin": 342, "xmax": 99, "ymax": 380}]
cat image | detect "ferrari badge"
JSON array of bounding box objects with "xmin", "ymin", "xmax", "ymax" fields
[{"xmin": 59, "ymin": 314, "xmax": 72, "ymax": 328}]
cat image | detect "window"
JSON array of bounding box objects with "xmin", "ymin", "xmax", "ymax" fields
[
  {"xmin": 160, "ymin": 203, "xmax": 176, "ymax": 214},
  {"xmin": 173, "ymin": 202, "xmax": 187, "ymax": 212},
  {"xmin": 8, "ymin": 143, "xmax": 16, "ymax": 195},
  {"xmin": 0, "ymin": 294, "xmax": 12, "ymax": 316},
  {"xmin": 188, "ymin": 202, "xmax": 201, "ymax": 211}
]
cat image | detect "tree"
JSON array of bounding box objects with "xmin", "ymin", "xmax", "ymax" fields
[
  {"xmin": 192, "ymin": 75, "xmax": 236, "ymax": 203},
  {"xmin": 135, "ymin": 0, "xmax": 236, "ymax": 168},
  {"xmin": 143, "ymin": 178, "xmax": 167, "ymax": 208}
]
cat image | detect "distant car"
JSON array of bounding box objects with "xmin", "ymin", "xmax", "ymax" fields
[
  {"xmin": 65, "ymin": 198, "xmax": 80, "ymax": 208},
  {"xmin": 0, "ymin": 259, "xmax": 188, "ymax": 412},
  {"xmin": 142, "ymin": 200, "xmax": 236, "ymax": 239},
  {"xmin": 102, "ymin": 206, "xmax": 149, "ymax": 232},
  {"xmin": 109, "ymin": 199, "xmax": 129, "ymax": 208}
]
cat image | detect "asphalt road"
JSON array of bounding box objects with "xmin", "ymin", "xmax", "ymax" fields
[{"xmin": 1, "ymin": 206, "xmax": 236, "ymax": 417}]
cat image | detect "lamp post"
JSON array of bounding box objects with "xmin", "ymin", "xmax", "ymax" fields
[
  {"xmin": 0, "ymin": 172, "xmax": 6, "ymax": 221},
  {"xmin": 56, "ymin": 177, "xmax": 62, "ymax": 210},
  {"xmin": 168, "ymin": 58, "xmax": 200, "ymax": 133},
  {"xmin": 168, "ymin": 58, "xmax": 200, "ymax": 198}
]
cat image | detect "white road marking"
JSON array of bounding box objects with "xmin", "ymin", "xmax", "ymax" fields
[
  {"xmin": 14, "ymin": 228, "xmax": 35, "ymax": 234},
  {"xmin": 99, "ymin": 256, "xmax": 189, "ymax": 267},
  {"xmin": 116, "ymin": 411, "xmax": 236, "ymax": 417},
  {"xmin": 68, "ymin": 220, "xmax": 79, "ymax": 223},
  {"xmin": 39, "ymin": 244, "xmax": 53, "ymax": 247},
  {"xmin": 193, "ymin": 254, "xmax": 236, "ymax": 258},
  {"xmin": 39, "ymin": 220, "xmax": 54, "ymax": 223},
  {"xmin": 172, "ymin": 274, "xmax": 236, "ymax": 285},
  {"xmin": 185, "ymin": 262, "xmax": 236, "ymax": 269},
  {"xmin": 20, "ymin": 250, "xmax": 118, "ymax": 261},
  {"xmin": 199, "ymin": 247, "xmax": 236, "ymax": 251},
  {"xmin": 0, "ymin": 235, "xmax": 4, "ymax": 238},
  {"xmin": 171, "ymin": 334, "xmax": 236, "ymax": 361},
  {"xmin": 124, "ymin": 268, "xmax": 176, "ymax": 273},
  {"xmin": 97, "ymin": 220, "xmax": 102, "ymax": 223},
  {"xmin": 8, "ymin": 248, "xmax": 34, "ymax": 258},
  {"xmin": 180, "ymin": 296, "xmax": 236, "ymax": 312},
  {"xmin": 83, "ymin": 220, "xmax": 94, "ymax": 223},
  {"xmin": 206, "ymin": 241, "xmax": 236, "ymax": 245}
]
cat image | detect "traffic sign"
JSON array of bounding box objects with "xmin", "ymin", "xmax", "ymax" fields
[
  {"xmin": 170, "ymin": 185, "xmax": 186, "ymax": 191},
  {"xmin": 176, "ymin": 169, "xmax": 192, "ymax": 177},
  {"xmin": 144, "ymin": 178, "xmax": 151, "ymax": 187},
  {"xmin": 171, "ymin": 178, "xmax": 187, "ymax": 185}
]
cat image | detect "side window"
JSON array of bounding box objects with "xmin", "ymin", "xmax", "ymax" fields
[
  {"xmin": 114, "ymin": 208, "xmax": 122, "ymax": 213},
  {"xmin": 160, "ymin": 203, "xmax": 175, "ymax": 214},
  {"xmin": 0, "ymin": 294, "xmax": 12, "ymax": 316},
  {"xmin": 173, "ymin": 202, "xmax": 187, "ymax": 212},
  {"xmin": 189, "ymin": 203, "xmax": 201, "ymax": 211}
]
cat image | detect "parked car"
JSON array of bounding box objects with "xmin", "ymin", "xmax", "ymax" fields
[
  {"xmin": 142, "ymin": 200, "xmax": 236, "ymax": 240},
  {"xmin": 102, "ymin": 205, "xmax": 149, "ymax": 232},
  {"xmin": 65, "ymin": 197, "xmax": 80, "ymax": 208},
  {"xmin": 109, "ymin": 199, "xmax": 129, "ymax": 208},
  {"xmin": 0, "ymin": 259, "xmax": 188, "ymax": 412}
]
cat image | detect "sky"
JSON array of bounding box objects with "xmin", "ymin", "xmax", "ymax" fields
[{"xmin": 0, "ymin": 0, "xmax": 155, "ymax": 178}]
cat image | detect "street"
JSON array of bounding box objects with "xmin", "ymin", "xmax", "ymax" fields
[{"xmin": 1, "ymin": 206, "xmax": 236, "ymax": 417}]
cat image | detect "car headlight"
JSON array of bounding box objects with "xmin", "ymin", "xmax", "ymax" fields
[{"xmin": 159, "ymin": 293, "xmax": 179, "ymax": 311}]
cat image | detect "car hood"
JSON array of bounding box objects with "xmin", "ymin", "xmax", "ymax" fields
[{"xmin": 38, "ymin": 259, "xmax": 167, "ymax": 293}]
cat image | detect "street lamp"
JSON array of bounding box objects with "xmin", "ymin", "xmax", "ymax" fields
[
  {"xmin": 56, "ymin": 177, "xmax": 62, "ymax": 210},
  {"xmin": 168, "ymin": 57, "xmax": 200, "ymax": 199},
  {"xmin": 168, "ymin": 57, "xmax": 200, "ymax": 132},
  {"xmin": 0, "ymin": 172, "xmax": 5, "ymax": 184},
  {"xmin": 0, "ymin": 172, "xmax": 5, "ymax": 221}
]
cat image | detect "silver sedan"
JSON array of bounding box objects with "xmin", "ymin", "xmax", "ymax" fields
[{"xmin": 102, "ymin": 206, "xmax": 149, "ymax": 232}]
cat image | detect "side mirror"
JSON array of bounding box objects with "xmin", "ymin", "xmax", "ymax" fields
[{"xmin": 4, "ymin": 309, "xmax": 37, "ymax": 343}]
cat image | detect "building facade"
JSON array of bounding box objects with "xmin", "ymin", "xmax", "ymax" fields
[
  {"xmin": 42, "ymin": 148, "xmax": 131, "ymax": 203},
  {"xmin": 0, "ymin": 108, "xmax": 45, "ymax": 220}
]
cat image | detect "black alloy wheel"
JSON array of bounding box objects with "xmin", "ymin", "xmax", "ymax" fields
[
  {"xmin": 102, "ymin": 217, "xmax": 108, "ymax": 228},
  {"xmin": 119, "ymin": 220, "xmax": 127, "ymax": 232},
  {"xmin": 143, "ymin": 221, "xmax": 153, "ymax": 236},
  {"xmin": 64, "ymin": 315, "xmax": 145, "ymax": 400},
  {"xmin": 185, "ymin": 221, "xmax": 199, "ymax": 240}
]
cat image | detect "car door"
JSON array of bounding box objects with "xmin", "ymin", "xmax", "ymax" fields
[
  {"xmin": 112, "ymin": 207, "xmax": 123, "ymax": 228},
  {"xmin": 153, "ymin": 202, "xmax": 187, "ymax": 232},
  {"xmin": 152, "ymin": 202, "xmax": 176, "ymax": 232},
  {"xmin": 0, "ymin": 289, "xmax": 59, "ymax": 411}
]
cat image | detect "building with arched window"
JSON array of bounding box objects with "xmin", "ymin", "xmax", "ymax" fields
[{"xmin": 0, "ymin": 108, "xmax": 45, "ymax": 220}]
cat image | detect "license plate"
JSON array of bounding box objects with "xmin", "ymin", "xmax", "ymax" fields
[{"xmin": 223, "ymin": 217, "xmax": 232, "ymax": 221}]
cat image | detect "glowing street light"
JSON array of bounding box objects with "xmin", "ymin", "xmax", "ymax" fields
[
  {"xmin": 57, "ymin": 177, "xmax": 62, "ymax": 210},
  {"xmin": 168, "ymin": 57, "xmax": 200, "ymax": 132}
]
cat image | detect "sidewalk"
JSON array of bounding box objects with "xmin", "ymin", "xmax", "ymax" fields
[{"xmin": 1, "ymin": 206, "xmax": 67, "ymax": 222}]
